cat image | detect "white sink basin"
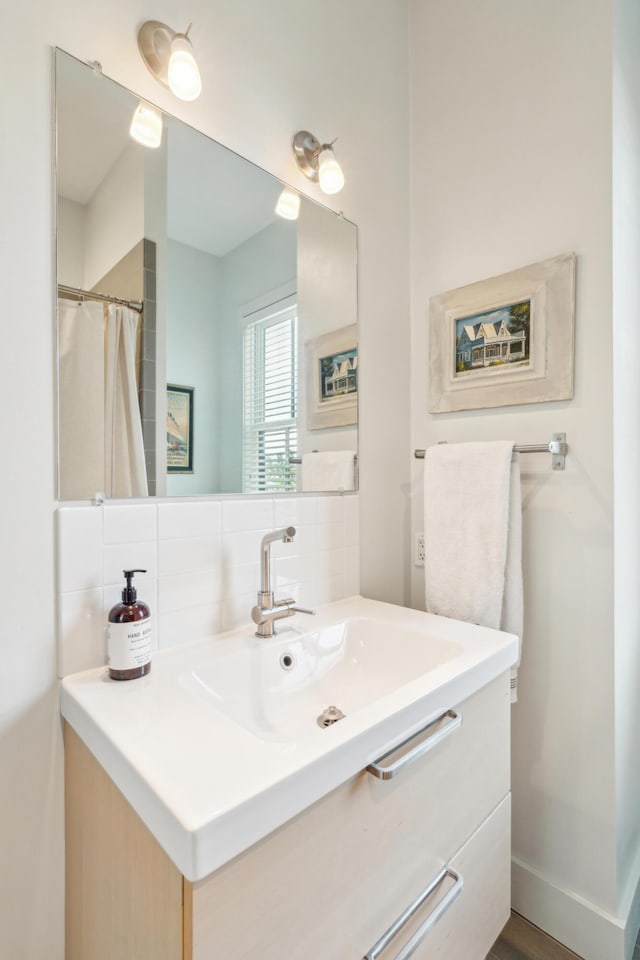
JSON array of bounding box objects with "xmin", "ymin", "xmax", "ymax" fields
[
  {"xmin": 60, "ymin": 595, "xmax": 518, "ymax": 882},
  {"xmin": 191, "ymin": 617, "xmax": 461, "ymax": 741}
]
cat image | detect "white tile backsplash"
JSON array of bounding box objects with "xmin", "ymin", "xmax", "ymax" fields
[
  {"xmin": 103, "ymin": 541, "xmax": 157, "ymax": 586},
  {"xmin": 56, "ymin": 494, "xmax": 359, "ymax": 676},
  {"xmin": 103, "ymin": 504, "xmax": 157, "ymax": 544},
  {"xmin": 158, "ymin": 536, "xmax": 221, "ymax": 576},
  {"xmin": 158, "ymin": 501, "xmax": 221, "ymax": 540},
  {"xmin": 222, "ymin": 498, "xmax": 274, "ymax": 533}
]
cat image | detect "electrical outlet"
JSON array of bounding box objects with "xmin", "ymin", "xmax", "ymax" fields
[{"xmin": 414, "ymin": 532, "xmax": 425, "ymax": 566}]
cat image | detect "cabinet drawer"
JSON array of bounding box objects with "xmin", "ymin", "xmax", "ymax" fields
[
  {"xmin": 362, "ymin": 794, "xmax": 510, "ymax": 960},
  {"xmin": 189, "ymin": 673, "xmax": 510, "ymax": 960}
]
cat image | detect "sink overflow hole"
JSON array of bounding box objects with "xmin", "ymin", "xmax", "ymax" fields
[
  {"xmin": 279, "ymin": 653, "xmax": 295, "ymax": 671},
  {"xmin": 317, "ymin": 705, "xmax": 346, "ymax": 728}
]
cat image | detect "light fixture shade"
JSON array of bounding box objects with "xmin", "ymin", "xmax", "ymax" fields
[
  {"xmin": 137, "ymin": 21, "xmax": 202, "ymax": 102},
  {"xmin": 168, "ymin": 35, "xmax": 202, "ymax": 101},
  {"xmin": 275, "ymin": 187, "xmax": 300, "ymax": 220},
  {"xmin": 317, "ymin": 147, "xmax": 345, "ymax": 195},
  {"xmin": 129, "ymin": 101, "xmax": 163, "ymax": 148}
]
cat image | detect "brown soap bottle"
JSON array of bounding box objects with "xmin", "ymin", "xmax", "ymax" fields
[{"xmin": 107, "ymin": 569, "xmax": 152, "ymax": 681}]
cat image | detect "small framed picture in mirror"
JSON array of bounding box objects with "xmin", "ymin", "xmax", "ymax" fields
[
  {"xmin": 167, "ymin": 384, "xmax": 194, "ymax": 473},
  {"xmin": 306, "ymin": 324, "xmax": 358, "ymax": 430}
]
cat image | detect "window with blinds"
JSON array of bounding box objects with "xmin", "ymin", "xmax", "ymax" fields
[{"xmin": 243, "ymin": 301, "xmax": 297, "ymax": 493}]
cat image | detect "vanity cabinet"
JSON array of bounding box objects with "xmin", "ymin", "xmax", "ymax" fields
[{"xmin": 65, "ymin": 673, "xmax": 510, "ymax": 960}]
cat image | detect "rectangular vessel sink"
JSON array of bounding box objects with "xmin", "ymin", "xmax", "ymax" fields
[
  {"xmin": 60, "ymin": 595, "xmax": 518, "ymax": 882},
  {"xmin": 190, "ymin": 617, "xmax": 462, "ymax": 741}
]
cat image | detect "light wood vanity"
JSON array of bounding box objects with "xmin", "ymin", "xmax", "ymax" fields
[{"xmin": 65, "ymin": 672, "xmax": 510, "ymax": 960}]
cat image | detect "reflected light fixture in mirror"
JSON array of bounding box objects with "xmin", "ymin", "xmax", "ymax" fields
[
  {"xmin": 129, "ymin": 101, "xmax": 163, "ymax": 148},
  {"xmin": 137, "ymin": 20, "xmax": 202, "ymax": 101},
  {"xmin": 293, "ymin": 131, "xmax": 345, "ymax": 195},
  {"xmin": 275, "ymin": 187, "xmax": 300, "ymax": 220}
]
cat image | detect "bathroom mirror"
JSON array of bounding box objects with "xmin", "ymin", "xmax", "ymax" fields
[{"xmin": 55, "ymin": 49, "xmax": 358, "ymax": 500}]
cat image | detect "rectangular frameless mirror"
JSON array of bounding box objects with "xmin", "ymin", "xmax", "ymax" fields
[{"xmin": 55, "ymin": 49, "xmax": 358, "ymax": 500}]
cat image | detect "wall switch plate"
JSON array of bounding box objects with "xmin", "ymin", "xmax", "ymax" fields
[{"xmin": 414, "ymin": 533, "xmax": 425, "ymax": 566}]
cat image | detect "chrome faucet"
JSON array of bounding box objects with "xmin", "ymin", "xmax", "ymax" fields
[{"xmin": 251, "ymin": 526, "xmax": 315, "ymax": 638}]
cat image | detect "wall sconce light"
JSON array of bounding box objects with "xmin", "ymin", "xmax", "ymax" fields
[
  {"xmin": 292, "ymin": 131, "xmax": 345, "ymax": 195},
  {"xmin": 137, "ymin": 20, "xmax": 202, "ymax": 101},
  {"xmin": 275, "ymin": 187, "xmax": 300, "ymax": 220},
  {"xmin": 129, "ymin": 101, "xmax": 163, "ymax": 148}
]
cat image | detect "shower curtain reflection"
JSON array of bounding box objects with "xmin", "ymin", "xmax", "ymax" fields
[{"xmin": 58, "ymin": 299, "xmax": 148, "ymax": 499}]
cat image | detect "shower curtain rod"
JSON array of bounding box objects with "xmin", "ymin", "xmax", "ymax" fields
[{"xmin": 58, "ymin": 283, "xmax": 143, "ymax": 314}]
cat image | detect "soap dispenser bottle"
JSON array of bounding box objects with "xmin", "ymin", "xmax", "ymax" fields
[{"xmin": 107, "ymin": 569, "xmax": 152, "ymax": 681}]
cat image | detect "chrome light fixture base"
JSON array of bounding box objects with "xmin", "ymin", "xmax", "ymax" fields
[
  {"xmin": 137, "ymin": 20, "xmax": 177, "ymax": 89},
  {"xmin": 292, "ymin": 130, "xmax": 322, "ymax": 182}
]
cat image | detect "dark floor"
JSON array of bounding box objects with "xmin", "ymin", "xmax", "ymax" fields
[{"xmin": 487, "ymin": 912, "xmax": 640, "ymax": 960}]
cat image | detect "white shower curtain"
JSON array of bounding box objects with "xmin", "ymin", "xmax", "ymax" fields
[{"xmin": 58, "ymin": 299, "xmax": 148, "ymax": 499}]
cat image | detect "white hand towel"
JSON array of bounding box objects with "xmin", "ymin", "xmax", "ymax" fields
[
  {"xmin": 423, "ymin": 441, "xmax": 523, "ymax": 702},
  {"xmin": 301, "ymin": 451, "xmax": 356, "ymax": 492}
]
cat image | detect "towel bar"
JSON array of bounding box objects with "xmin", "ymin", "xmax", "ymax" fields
[{"xmin": 414, "ymin": 433, "xmax": 567, "ymax": 471}]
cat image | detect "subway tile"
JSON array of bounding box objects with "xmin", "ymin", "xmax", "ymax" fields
[
  {"xmin": 103, "ymin": 504, "xmax": 156, "ymax": 545},
  {"xmin": 344, "ymin": 546, "xmax": 360, "ymax": 597},
  {"xmin": 103, "ymin": 541, "xmax": 157, "ymax": 586},
  {"xmin": 316, "ymin": 571, "xmax": 347, "ymax": 606},
  {"xmin": 143, "ymin": 267, "xmax": 156, "ymax": 302},
  {"xmin": 344, "ymin": 494, "xmax": 359, "ymax": 547},
  {"xmin": 159, "ymin": 603, "xmax": 222, "ymax": 649},
  {"xmin": 274, "ymin": 496, "xmax": 317, "ymax": 528},
  {"xmin": 58, "ymin": 587, "xmax": 106, "ymax": 677},
  {"xmin": 222, "ymin": 498, "xmax": 274, "ymax": 533},
  {"xmin": 271, "ymin": 523, "xmax": 317, "ymax": 559},
  {"xmin": 158, "ymin": 570, "xmax": 222, "ymax": 614},
  {"xmin": 317, "ymin": 548, "xmax": 345, "ymax": 583},
  {"xmin": 316, "ymin": 495, "xmax": 345, "ymax": 525},
  {"xmin": 159, "ymin": 536, "xmax": 221, "ymax": 576},
  {"xmin": 57, "ymin": 507, "xmax": 103, "ymax": 593},
  {"xmin": 220, "ymin": 592, "xmax": 256, "ymax": 632},
  {"xmin": 273, "ymin": 553, "xmax": 316, "ymax": 591},
  {"xmin": 317, "ymin": 521, "xmax": 345, "ymax": 553},
  {"xmin": 220, "ymin": 528, "xmax": 272, "ymax": 566},
  {"xmin": 158, "ymin": 501, "xmax": 221, "ymax": 540},
  {"xmin": 219, "ymin": 560, "xmax": 261, "ymax": 600}
]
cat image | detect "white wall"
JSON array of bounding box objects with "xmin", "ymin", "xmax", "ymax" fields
[
  {"xmin": 166, "ymin": 239, "xmax": 221, "ymax": 496},
  {"xmin": 84, "ymin": 143, "xmax": 144, "ymax": 290},
  {"xmin": 613, "ymin": 0, "xmax": 640, "ymax": 951},
  {"xmin": 57, "ymin": 196, "xmax": 85, "ymax": 286},
  {"xmin": 409, "ymin": 1, "xmax": 640, "ymax": 957},
  {"xmin": 0, "ymin": 2, "xmax": 410, "ymax": 956}
]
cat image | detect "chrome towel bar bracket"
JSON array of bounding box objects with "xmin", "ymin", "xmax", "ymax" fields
[{"xmin": 414, "ymin": 432, "xmax": 568, "ymax": 471}]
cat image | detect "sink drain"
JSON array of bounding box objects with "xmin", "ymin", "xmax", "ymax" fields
[{"xmin": 317, "ymin": 705, "xmax": 346, "ymax": 728}]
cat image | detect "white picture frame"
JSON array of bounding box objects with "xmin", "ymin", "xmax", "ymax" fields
[
  {"xmin": 428, "ymin": 253, "xmax": 576, "ymax": 413},
  {"xmin": 306, "ymin": 323, "xmax": 358, "ymax": 430}
]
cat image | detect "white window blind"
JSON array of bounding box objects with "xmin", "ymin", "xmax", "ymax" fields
[{"xmin": 243, "ymin": 301, "xmax": 297, "ymax": 493}]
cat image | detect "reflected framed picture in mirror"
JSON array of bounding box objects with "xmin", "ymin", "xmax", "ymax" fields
[
  {"xmin": 306, "ymin": 324, "xmax": 358, "ymax": 430},
  {"xmin": 167, "ymin": 384, "xmax": 194, "ymax": 474}
]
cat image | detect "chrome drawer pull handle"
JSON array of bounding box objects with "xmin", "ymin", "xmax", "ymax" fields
[
  {"xmin": 366, "ymin": 709, "xmax": 462, "ymax": 780},
  {"xmin": 363, "ymin": 866, "xmax": 463, "ymax": 960}
]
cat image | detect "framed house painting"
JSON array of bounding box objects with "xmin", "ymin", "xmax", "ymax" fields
[
  {"xmin": 428, "ymin": 253, "xmax": 575, "ymax": 413},
  {"xmin": 167, "ymin": 384, "xmax": 194, "ymax": 473},
  {"xmin": 306, "ymin": 323, "xmax": 358, "ymax": 429}
]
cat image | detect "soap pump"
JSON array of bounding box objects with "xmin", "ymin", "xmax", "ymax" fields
[{"xmin": 107, "ymin": 569, "xmax": 152, "ymax": 681}]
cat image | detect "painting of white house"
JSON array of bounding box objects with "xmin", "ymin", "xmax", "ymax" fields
[
  {"xmin": 455, "ymin": 300, "xmax": 530, "ymax": 376},
  {"xmin": 320, "ymin": 347, "xmax": 358, "ymax": 401}
]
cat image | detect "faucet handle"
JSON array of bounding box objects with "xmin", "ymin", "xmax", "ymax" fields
[{"xmin": 290, "ymin": 605, "xmax": 316, "ymax": 616}]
